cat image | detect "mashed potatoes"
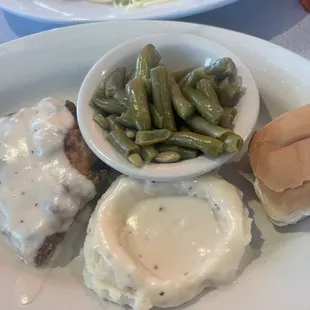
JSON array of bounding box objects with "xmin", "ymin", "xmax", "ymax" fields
[{"xmin": 83, "ymin": 173, "xmax": 251, "ymax": 309}]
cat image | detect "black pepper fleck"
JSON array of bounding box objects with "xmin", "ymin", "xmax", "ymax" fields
[
  {"xmin": 21, "ymin": 191, "xmax": 25, "ymax": 195},
  {"xmin": 189, "ymin": 187, "xmax": 192, "ymax": 190},
  {"xmin": 35, "ymin": 203, "xmax": 38, "ymax": 207},
  {"xmin": 154, "ymin": 265, "xmax": 158, "ymax": 270},
  {"xmin": 63, "ymin": 185, "xmax": 70, "ymax": 193},
  {"xmin": 15, "ymin": 172, "xmax": 18, "ymax": 174},
  {"xmin": 159, "ymin": 206, "xmax": 164, "ymax": 211},
  {"xmin": 152, "ymin": 181, "xmax": 155, "ymax": 183},
  {"xmin": 184, "ymin": 272, "xmax": 188, "ymax": 276},
  {"xmin": 31, "ymin": 151, "xmax": 34, "ymax": 154},
  {"xmin": 20, "ymin": 220, "xmax": 24, "ymax": 223},
  {"xmin": 159, "ymin": 292, "xmax": 165, "ymax": 296}
]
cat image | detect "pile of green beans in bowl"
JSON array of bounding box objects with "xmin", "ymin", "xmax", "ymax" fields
[{"xmin": 90, "ymin": 44, "xmax": 244, "ymax": 167}]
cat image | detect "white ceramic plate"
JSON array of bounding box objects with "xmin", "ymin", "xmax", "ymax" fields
[
  {"xmin": 0, "ymin": 0, "xmax": 238, "ymax": 23},
  {"xmin": 1, "ymin": 21, "xmax": 310, "ymax": 310}
]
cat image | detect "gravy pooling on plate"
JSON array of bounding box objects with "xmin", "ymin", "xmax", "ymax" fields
[{"xmin": 0, "ymin": 97, "xmax": 96, "ymax": 265}]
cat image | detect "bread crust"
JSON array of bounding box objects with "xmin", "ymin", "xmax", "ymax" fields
[
  {"xmin": 249, "ymin": 104, "xmax": 310, "ymax": 192},
  {"xmin": 249, "ymin": 104, "xmax": 310, "ymax": 225}
]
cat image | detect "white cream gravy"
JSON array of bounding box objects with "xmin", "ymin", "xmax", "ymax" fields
[
  {"xmin": 84, "ymin": 175, "xmax": 252, "ymax": 310},
  {"xmin": 0, "ymin": 97, "xmax": 96, "ymax": 265},
  {"xmin": 121, "ymin": 196, "xmax": 221, "ymax": 280}
]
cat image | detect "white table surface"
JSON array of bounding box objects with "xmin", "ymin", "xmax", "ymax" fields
[{"xmin": 0, "ymin": 0, "xmax": 310, "ymax": 61}]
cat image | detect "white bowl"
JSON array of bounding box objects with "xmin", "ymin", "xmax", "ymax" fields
[{"xmin": 77, "ymin": 33, "xmax": 259, "ymax": 181}]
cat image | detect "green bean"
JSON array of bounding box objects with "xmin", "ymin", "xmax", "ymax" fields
[
  {"xmin": 174, "ymin": 66, "xmax": 198, "ymax": 82},
  {"xmin": 113, "ymin": 89, "xmax": 129, "ymax": 107},
  {"xmin": 215, "ymin": 76, "xmax": 242, "ymax": 107},
  {"xmin": 116, "ymin": 110, "xmax": 136, "ymax": 129},
  {"xmin": 186, "ymin": 115, "xmax": 232, "ymax": 139},
  {"xmin": 126, "ymin": 69, "xmax": 136, "ymax": 83},
  {"xmin": 92, "ymin": 97, "xmax": 127, "ymax": 115},
  {"xmin": 128, "ymin": 153, "xmax": 144, "ymax": 167},
  {"xmin": 206, "ymin": 58, "xmax": 237, "ymax": 80},
  {"xmin": 165, "ymin": 131, "xmax": 224, "ymax": 158},
  {"xmin": 150, "ymin": 70, "xmax": 164, "ymax": 120},
  {"xmin": 105, "ymin": 67, "xmax": 126, "ymax": 98},
  {"xmin": 126, "ymin": 78, "xmax": 152, "ymax": 130},
  {"xmin": 167, "ymin": 69, "xmax": 176, "ymax": 86},
  {"xmin": 135, "ymin": 44, "xmax": 161, "ymax": 94},
  {"xmin": 179, "ymin": 67, "xmax": 203, "ymax": 88},
  {"xmin": 90, "ymin": 101, "xmax": 106, "ymax": 117},
  {"xmin": 93, "ymin": 112, "xmax": 109, "ymax": 130},
  {"xmin": 179, "ymin": 67, "xmax": 215, "ymax": 88},
  {"xmin": 196, "ymin": 79, "xmax": 223, "ymax": 122},
  {"xmin": 135, "ymin": 129, "xmax": 171, "ymax": 146},
  {"xmin": 107, "ymin": 129, "xmax": 140, "ymax": 159},
  {"xmin": 223, "ymin": 133, "xmax": 243, "ymax": 153},
  {"xmin": 106, "ymin": 115, "xmax": 124, "ymax": 131},
  {"xmin": 171, "ymin": 83, "xmax": 195, "ymax": 120},
  {"xmin": 196, "ymin": 78, "xmax": 222, "ymax": 109},
  {"xmin": 156, "ymin": 144, "xmax": 198, "ymax": 159},
  {"xmin": 150, "ymin": 66, "xmax": 176, "ymax": 131},
  {"xmin": 149, "ymin": 104, "xmax": 163, "ymax": 129},
  {"xmin": 125, "ymin": 128, "xmax": 137, "ymax": 139},
  {"xmin": 182, "ymin": 87, "xmax": 223, "ymax": 124},
  {"xmin": 93, "ymin": 78, "xmax": 106, "ymax": 98},
  {"xmin": 221, "ymin": 58, "xmax": 237, "ymax": 80},
  {"xmin": 219, "ymin": 108, "xmax": 238, "ymax": 128},
  {"xmin": 155, "ymin": 151, "xmax": 181, "ymax": 163},
  {"xmin": 140, "ymin": 145, "xmax": 158, "ymax": 163}
]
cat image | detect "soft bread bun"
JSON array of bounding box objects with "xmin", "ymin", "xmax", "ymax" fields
[{"xmin": 249, "ymin": 104, "xmax": 310, "ymax": 226}]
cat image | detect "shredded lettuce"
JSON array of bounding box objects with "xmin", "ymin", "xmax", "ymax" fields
[{"xmin": 89, "ymin": 0, "xmax": 173, "ymax": 8}]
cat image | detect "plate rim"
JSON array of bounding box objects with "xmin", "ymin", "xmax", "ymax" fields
[
  {"xmin": 1, "ymin": 20, "xmax": 309, "ymax": 68},
  {"xmin": 0, "ymin": 0, "xmax": 238, "ymax": 23}
]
